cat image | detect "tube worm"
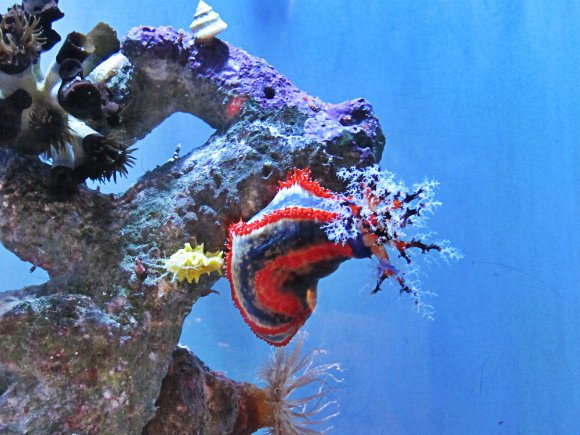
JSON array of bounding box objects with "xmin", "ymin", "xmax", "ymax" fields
[
  {"xmin": 0, "ymin": 1, "xmax": 129, "ymax": 188},
  {"xmin": 231, "ymin": 335, "xmax": 341, "ymax": 434},
  {"xmin": 0, "ymin": 88, "xmax": 32, "ymax": 142}
]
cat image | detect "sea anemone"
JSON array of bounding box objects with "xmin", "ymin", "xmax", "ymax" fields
[
  {"xmin": 26, "ymin": 104, "xmax": 71, "ymax": 151},
  {"xmin": 258, "ymin": 334, "xmax": 342, "ymax": 434},
  {"xmin": 20, "ymin": 0, "xmax": 64, "ymax": 52},
  {"xmin": 74, "ymin": 132, "xmax": 136, "ymax": 183},
  {"xmin": 0, "ymin": 1, "xmax": 131, "ymax": 188},
  {"xmin": 0, "ymin": 6, "xmax": 45, "ymax": 74}
]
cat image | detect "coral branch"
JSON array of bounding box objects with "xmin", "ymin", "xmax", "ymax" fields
[
  {"xmin": 142, "ymin": 346, "xmax": 262, "ymax": 435},
  {"xmin": 0, "ymin": 150, "xmax": 119, "ymax": 279}
]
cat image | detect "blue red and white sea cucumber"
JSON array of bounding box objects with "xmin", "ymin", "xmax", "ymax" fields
[{"xmin": 226, "ymin": 166, "xmax": 459, "ymax": 346}]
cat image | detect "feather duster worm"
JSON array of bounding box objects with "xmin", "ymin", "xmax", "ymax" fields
[
  {"xmin": 232, "ymin": 333, "xmax": 341, "ymax": 434},
  {"xmin": 227, "ymin": 166, "xmax": 459, "ymax": 346}
]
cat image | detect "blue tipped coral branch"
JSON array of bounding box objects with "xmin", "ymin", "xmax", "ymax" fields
[{"xmin": 227, "ymin": 166, "xmax": 460, "ymax": 346}]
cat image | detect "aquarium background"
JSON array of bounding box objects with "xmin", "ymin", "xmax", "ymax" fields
[{"xmin": 1, "ymin": 0, "xmax": 579, "ymax": 434}]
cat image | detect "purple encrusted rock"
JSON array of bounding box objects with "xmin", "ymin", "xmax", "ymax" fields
[{"xmin": 118, "ymin": 25, "xmax": 384, "ymax": 163}]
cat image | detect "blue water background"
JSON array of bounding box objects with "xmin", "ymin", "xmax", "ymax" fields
[{"xmin": 1, "ymin": 1, "xmax": 579, "ymax": 433}]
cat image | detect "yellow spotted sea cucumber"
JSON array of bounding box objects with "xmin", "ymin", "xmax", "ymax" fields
[{"xmin": 164, "ymin": 243, "xmax": 224, "ymax": 283}]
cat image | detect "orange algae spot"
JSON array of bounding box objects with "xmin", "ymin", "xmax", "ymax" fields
[{"xmin": 224, "ymin": 95, "xmax": 247, "ymax": 119}]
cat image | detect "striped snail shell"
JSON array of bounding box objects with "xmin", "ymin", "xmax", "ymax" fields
[{"xmin": 190, "ymin": 1, "xmax": 228, "ymax": 42}]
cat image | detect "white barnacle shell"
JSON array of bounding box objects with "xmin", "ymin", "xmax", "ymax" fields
[{"xmin": 190, "ymin": 1, "xmax": 228, "ymax": 41}]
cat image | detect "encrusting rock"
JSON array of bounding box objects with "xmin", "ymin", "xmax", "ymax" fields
[{"xmin": 0, "ymin": 1, "xmax": 385, "ymax": 433}]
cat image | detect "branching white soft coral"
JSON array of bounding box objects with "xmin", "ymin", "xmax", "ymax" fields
[
  {"xmin": 259, "ymin": 334, "xmax": 343, "ymax": 435},
  {"xmin": 323, "ymin": 165, "xmax": 461, "ymax": 307}
]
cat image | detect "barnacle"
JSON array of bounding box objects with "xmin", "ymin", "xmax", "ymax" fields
[
  {"xmin": 163, "ymin": 243, "xmax": 224, "ymax": 284},
  {"xmin": 258, "ymin": 334, "xmax": 341, "ymax": 435},
  {"xmin": 0, "ymin": 1, "xmax": 131, "ymax": 188}
]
